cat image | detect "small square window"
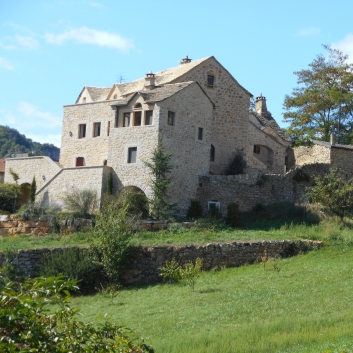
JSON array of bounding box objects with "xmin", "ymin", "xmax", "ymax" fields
[
  {"xmin": 145, "ymin": 110, "xmax": 153, "ymax": 125},
  {"xmin": 93, "ymin": 122, "xmax": 101, "ymax": 137},
  {"xmin": 128, "ymin": 147, "xmax": 137, "ymax": 163},
  {"xmin": 168, "ymin": 111, "xmax": 175, "ymax": 126},
  {"xmin": 254, "ymin": 145, "xmax": 260, "ymax": 154},
  {"xmin": 134, "ymin": 111, "xmax": 142, "ymax": 126},
  {"xmin": 207, "ymin": 75, "xmax": 214, "ymax": 87},
  {"xmin": 78, "ymin": 124, "xmax": 86, "ymax": 139},
  {"xmin": 76, "ymin": 157, "xmax": 85, "ymax": 167},
  {"xmin": 198, "ymin": 127, "xmax": 203, "ymax": 140},
  {"xmin": 123, "ymin": 113, "xmax": 130, "ymax": 127},
  {"xmin": 82, "ymin": 97, "xmax": 86, "ymax": 103}
]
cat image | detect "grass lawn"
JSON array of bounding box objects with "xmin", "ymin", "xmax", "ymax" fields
[
  {"xmin": 68, "ymin": 245, "xmax": 353, "ymax": 353},
  {"xmin": 1, "ymin": 219, "xmax": 353, "ymax": 252}
]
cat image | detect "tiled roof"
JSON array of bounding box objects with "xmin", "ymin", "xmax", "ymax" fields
[
  {"xmin": 0, "ymin": 159, "xmax": 5, "ymax": 173},
  {"xmin": 115, "ymin": 57, "xmax": 211, "ymax": 96},
  {"xmin": 250, "ymin": 111, "xmax": 290, "ymax": 142},
  {"xmin": 86, "ymin": 87, "xmax": 111, "ymax": 102}
]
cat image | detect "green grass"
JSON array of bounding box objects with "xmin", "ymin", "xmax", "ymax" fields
[
  {"xmin": 2, "ymin": 220, "xmax": 353, "ymax": 252},
  {"xmin": 67, "ymin": 245, "xmax": 353, "ymax": 353}
]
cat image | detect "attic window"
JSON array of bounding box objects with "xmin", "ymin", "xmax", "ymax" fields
[
  {"xmin": 113, "ymin": 94, "xmax": 117, "ymax": 99},
  {"xmin": 82, "ymin": 97, "xmax": 86, "ymax": 103},
  {"xmin": 207, "ymin": 75, "xmax": 214, "ymax": 88},
  {"xmin": 134, "ymin": 103, "xmax": 142, "ymax": 109}
]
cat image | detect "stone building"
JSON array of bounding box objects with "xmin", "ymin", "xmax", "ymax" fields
[{"xmin": 5, "ymin": 56, "xmax": 289, "ymax": 214}]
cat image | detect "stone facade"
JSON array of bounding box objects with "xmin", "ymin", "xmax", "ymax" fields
[
  {"xmin": 0, "ymin": 240, "xmax": 322, "ymax": 284},
  {"xmin": 4, "ymin": 56, "xmax": 290, "ymax": 215}
]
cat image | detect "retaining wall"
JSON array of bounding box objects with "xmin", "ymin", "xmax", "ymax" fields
[{"xmin": 0, "ymin": 240, "xmax": 322, "ymax": 285}]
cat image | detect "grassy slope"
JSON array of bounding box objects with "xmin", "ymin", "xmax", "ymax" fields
[{"xmin": 69, "ymin": 245, "xmax": 353, "ymax": 353}]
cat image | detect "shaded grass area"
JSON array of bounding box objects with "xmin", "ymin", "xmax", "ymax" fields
[{"xmin": 68, "ymin": 246, "xmax": 353, "ymax": 353}]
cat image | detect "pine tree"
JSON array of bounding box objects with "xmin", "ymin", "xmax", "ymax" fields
[
  {"xmin": 30, "ymin": 176, "xmax": 36, "ymax": 203},
  {"xmin": 107, "ymin": 173, "xmax": 113, "ymax": 195},
  {"xmin": 144, "ymin": 137, "xmax": 175, "ymax": 220}
]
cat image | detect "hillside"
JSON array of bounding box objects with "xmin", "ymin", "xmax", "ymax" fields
[{"xmin": 0, "ymin": 125, "xmax": 60, "ymax": 161}]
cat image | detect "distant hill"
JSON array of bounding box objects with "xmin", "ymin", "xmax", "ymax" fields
[{"xmin": 0, "ymin": 125, "xmax": 60, "ymax": 162}]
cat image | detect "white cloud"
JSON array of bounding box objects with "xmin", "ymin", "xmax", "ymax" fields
[
  {"xmin": 45, "ymin": 27, "xmax": 134, "ymax": 51},
  {"xmin": 90, "ymin": 1, "xmax": 102, "ymax": 7},
  {"xmin": 299, "ymin": 27, "xmax": 321, "ymax": 36},
  {"xmin": 332, "ymin": 34, "xmax": 353, "ymax": 62},
  {"xmin": 15, "ymin": 35, "xmax": 39, "ymax": 49},
  {"xmin": 0, "ymin": 41, "xmax": 16, "ymax": 50},
  {"xmin": 0, "ymin": 57, "xmax": 14, "ymax": 70}
]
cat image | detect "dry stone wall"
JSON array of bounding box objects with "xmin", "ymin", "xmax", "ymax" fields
[
  {"xmin": 197, "ymin": 164, "xmax": 330, "ymax": 214},
  {"xmin": 0, "ymin": 240, "xmax": 321, "ymax": 284},
  {"xmin": 292, "ymin": 145, "xmax": 331, "ymax": 166}
]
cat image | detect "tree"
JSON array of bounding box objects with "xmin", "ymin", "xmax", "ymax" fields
[
  {"xmin": 144, "ymin": 137, "xmax": 175, "ymax": 220},
  {"xmin": 30, "ymin": 176, "xmax": 36, "ymax": 203},
  {"xmin": 0, "ymin": 275, "xmax": 154, "ymax": 352},
  {"xmin": 306, "ymin": 169, "xmax": 353, "ymax": 220},
  {"xmin": 107, "ymin": 172, "xmax": 113, "ymax": 195},
  {"xmin": 283, "ymin": 45, "xmax": 353, "ymax": 145}
]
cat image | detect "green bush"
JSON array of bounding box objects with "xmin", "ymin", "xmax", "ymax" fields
[
  {"xmin": 40, "ymin": 247, "xmax": 103, "ymax": 292},
  {"xmin": 226, "ymin": 202, "xmax": 243, "ymax": 227},
  {"xmin": 0, "ymin": 276, "xmax": 154, "ymax": 352},
  {"xmin": 117, "ymin": 188, "xmax": 149, "ymax": 219},
  {"xmin": 160, "ymin": 258, "xmax": 182, "ymax": 283},
  {"xmin": 0, "ymin": 182, "xmax": 21, "ymax": 213},
  {"xmin": 63, "ymin": 188, "xmax": 98, "ymax": 216},
  {"xmin": 224, "ymin": 150, "xmax": 246, "ymax": 175},
  {"xmin": 186, "ymin": 200, "xmax": 203, "ymax": 219}
]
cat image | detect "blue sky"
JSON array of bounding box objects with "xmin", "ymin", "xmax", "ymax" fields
[{"xmin": 1, "ymin": 0, "xmax": 353, "ymax": 147}]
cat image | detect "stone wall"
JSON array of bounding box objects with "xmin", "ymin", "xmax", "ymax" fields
[
  {"xmin": 331, "ymin": 147, "xmax": 353, "ymax": 177},
  {"xmin": 292, "ymin": 145, "xmax": 331, "ymax": 166},
  {"xmin": 0, "ymin": 240, "xmax": 322, "ymax": 284},
  {"xmin": 0, "ymin": 215, "xmax": 92, "ymax": 236},
  {"xmin": 197, "ymin": 164, "xmax": 330, "ymax": 214}
]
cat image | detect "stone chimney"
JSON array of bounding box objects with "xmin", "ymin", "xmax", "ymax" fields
[
  {"xmin": 255, "ymin": 93, "xmax": 268, "ymax": 115},
  {"xmin": 330, "ymin": 133, "xmax": 336, "ymax": 145},
  {"xmin": 144, "ymin": 71, "xmax": 156, "ymax": 90},
  {"xmin": 180, "ymin": 55, "xmax": 192, "ymax": 64}
]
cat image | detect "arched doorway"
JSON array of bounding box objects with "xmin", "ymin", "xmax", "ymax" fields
[
  {"xmin": 117, "ymin": 186, "xmax": 148, "ymax": 219},
  {"xmin": 19, "ymin": 183, "xmax": 30, "ymax": 205}
]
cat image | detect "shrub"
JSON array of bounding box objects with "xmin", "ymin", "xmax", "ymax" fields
[
  {"xmin": 0, "ymin": 276, "xmax": 154, "ymax": 352},
  {"xmin": 40, "ymin": 247, "xmax": 103, "ymax": 292},
  {"xmin": 117, "ymin": 188, "xmax": 149, "ymax": 219},
  {"xmin": 226, "ymin": 202, "xmax": 243, "ymax": 227},
  {"xmin": 252, "ymin": 203, "xmax": 266, "ymax": 212},
  {"xmin": 63, "ymin": 188, "xmax": 98, "ymax": 216},
  {"xmin": 90, "ymin": 196, "xmax": 133, "ymax": 283},
  {"xmin": 180, "ymin": 257, "xmax": 203, "ymax": 292},
  {"xmin": 0, "ymin": 182, "xmax": 21, "ymax": 213},
  {"xmin": 224, "ymin": 150, "xmax": 246, "ymax": 175},
  {"xmin": 186, "ymin": 200, "xmax": 203, "ymax": 219},
  {"xmin": 29, "ymin": 176, "xmax": 36, "ymax": 202},
  {"xmin": 208, "ymin": 203, "xmax": 223, "ymax": 220},
  {"xmin": 0, "ymin": 250, "xmax": 25, "ymax": 282},
  {"xmin": 159, "ymin": 258, "xmax": 182, "ymax": 283}
]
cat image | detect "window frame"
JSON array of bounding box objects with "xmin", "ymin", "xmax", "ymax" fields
[
  {"xmin": 128, "ymin": 147, "xmax": 137, "ymax": 164},
  {"xmin": 78, "ymin": 124, "xmax": 86, "ymax": 139},
  {"xmin": 207, "ymin": 75, "xmax": 215, "ymax": 88},
  {"xmin": 123, "ymin": 112, "xmax": 130, "ymax": 127},
  {"xmin": 198, "ymin": 127, "xmax": 203, "ymax": 141},
  {"xmin": 76, "ymin": 157, "xmax": 85, "ymax": 167},
  {"xmin": 134, "ymin": 111, "xmax": 142, "ymax": 126},
  {"xmin": 93, "ymin": 122, "xmax": 101, "ymax": 137},
  {"xmin": 145, "ymin": 110, "xmax": 153, "ymax": 125},
  {"xmin": 210, "ymin": 144, "xmax": 215, "ymax": 162},
  {"xmin": 168, "ymin": 111, "xmax": 175, "ymax": 126}
]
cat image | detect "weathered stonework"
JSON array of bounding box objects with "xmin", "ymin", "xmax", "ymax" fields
[{"xmin": 0, "ymin": 240, "xmax": 322, "ymax": 284}]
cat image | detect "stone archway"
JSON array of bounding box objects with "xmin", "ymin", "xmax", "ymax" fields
[
  {"xmin": 19, "ymin": 183, "xmax": 30, "ymax": 205},
  {"xmin": 117, "ymin": 186, "xmax": 148, "ymax": 219}
]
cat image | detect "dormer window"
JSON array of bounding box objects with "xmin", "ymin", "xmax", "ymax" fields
[
  {"xmin": 134, "ymin": 103, "xmax": 142, "ymax": 109},
  {"xmin": 207, "ymin": 75, "xmax": 214, "ymax": 88}
]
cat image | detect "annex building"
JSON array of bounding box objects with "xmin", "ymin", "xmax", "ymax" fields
[{"xmin": 5, "ymin": 55, "xmax": 290, "ymax": 214}]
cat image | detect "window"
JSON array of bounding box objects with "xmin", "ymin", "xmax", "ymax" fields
[
  {"xmin": 145, "ymin": 110, "xmax": 153, "ymax": 125},
  {"xmin": 93, "ymin": 122, "xmax": 101, "ymax": 137},
  {"xmin": 78, "ymin": 124, "xmax": 86, "ymax": 139},
  {"xmin": 123, "ymin": 113, "xmax": 130, "ymax": 127},
  {"xmin": 134, "ymin": 111, "xmax": 142, "ymax": 126},
  {"xmin": 107, "ymin": 121, "xmax": 110, "ymax": 136},
  {"xmin": 207, "ymin": 75, "xmax": 214, "ymax": 88},
  {"xmin": 113, "ymin": 94, "xmax": 117, "ymax": 99},
  {"xmin": 168, "ymin": 111, "xmax": 175, "ymax": 126},
  {"xmin": 198, "ymin": 127, "xmax": 203, "ymax": 140},
  {"xmin": 76, "ymin": 157, "xmax": 85, "ymax": 167},
  {"xmin": 82, "ymin": 97, "xmax": 86, "ymax": 103},
  {"xmin": 103, "ymin": 159, "xmax": 107, "ymax": 165},
  {"xmin": 210, "ymin": 144, "xmax": 215, "ymax": 161},
  {"xmin": 128, "ymin": 147, "xmax": 137, "ymax": 163},
  {"xmin": 254, "ymin": 145, "xmax": 261, "ymax": 154},
  {"xmin": 134, "ymin": 103, "xmax": 142, "ymax": 109}
]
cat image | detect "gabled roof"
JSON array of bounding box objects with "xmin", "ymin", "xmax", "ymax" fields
[
  {"xmin": 111, "ymin": 81, "xmax": 214, "ymax": 107},
  {"xmin": 250, "ymin": 111, "xmax": 290, "ymax": 142},
  {"xmin": 75, "ymin": 86, "xmax": 111, "ymax": 103},
  {"xmin": 0, "ymin": 158, "xmax": 5, "ymax": 173}
]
